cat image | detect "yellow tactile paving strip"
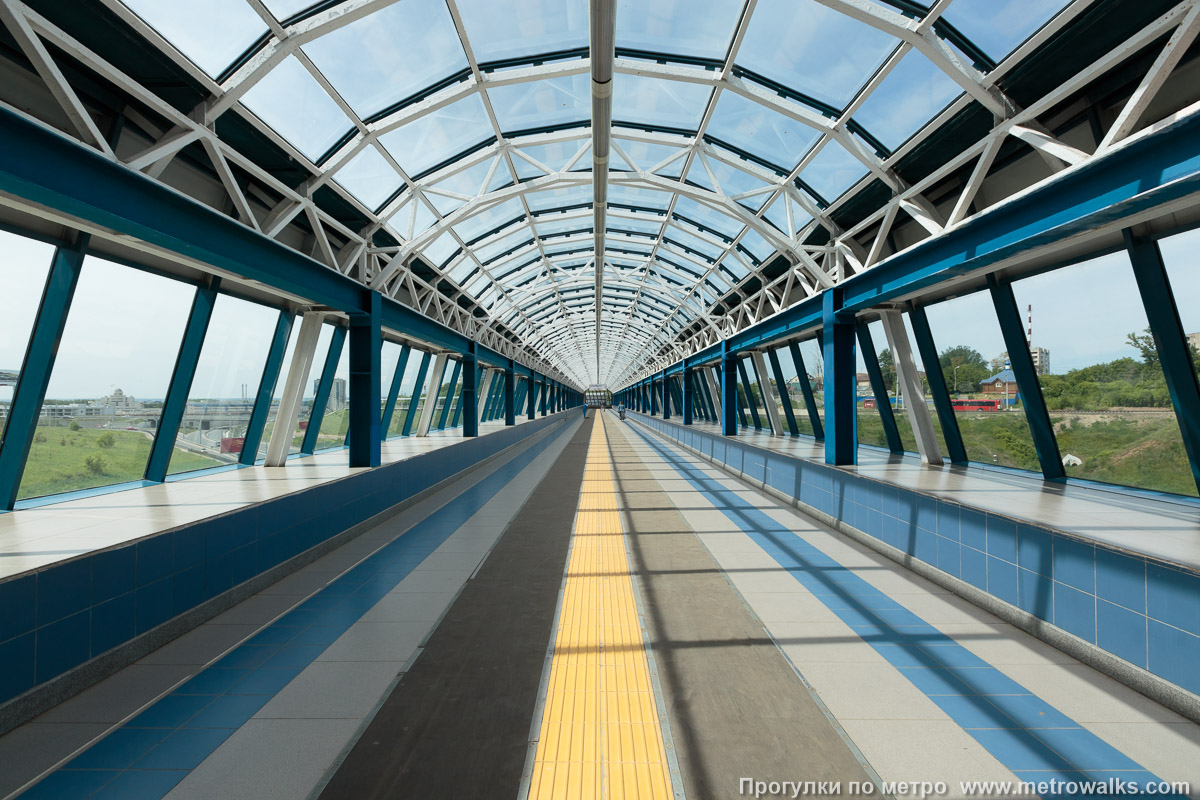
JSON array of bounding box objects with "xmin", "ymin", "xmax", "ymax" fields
[{"xmin": 528, "ymin": 414, "xmax": 674, "ymax": 800}]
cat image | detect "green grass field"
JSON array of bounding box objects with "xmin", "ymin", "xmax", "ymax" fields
[{"xmin": 19, "ymin": 426, "xmax": 222, "ymax": 500}]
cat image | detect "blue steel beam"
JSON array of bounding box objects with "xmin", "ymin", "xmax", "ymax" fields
[
  {"xmin": 504, "ymin": 361, "xmax": 516, "ymax": 426},
  {"xmin": 1125, "ymin": 231, "xmax": 1200, "ymax": 495},
  {"xmin": 241, "ymin": 312, "xmax": 293, "ymax": 465},
  {"xmin": 683, "ymin": 366, "xmax": 694, "ymax": 425},
  {"xmin": 348, "ymin": 292, "xmax": 381, "ymax": 468},
  {"xmin": 0, "ymin": 235, "xmax": 89, "ymax": 510},
  {"xmin": 856, "ymin": 322, "xmax": 903, "ymax": 454},
  {"xmin": 822, "ymin": 290, "xmax": 857, "ymax": 465},
  {"xmin": 301, "ymin": 326, "xmax": 346, "ymax": 454},
  {"xmin": 618, "ymin": 109, "xmax": 1200, "ymax": 394},
  {"xmin": 462, "ymin": 346, "xmax": 478, "ymax": 437},
  {"xmin": 721, "ymin": 350, "xmax": 738, "ymax": 436},
  {"xmin": 382, "ymin": 346, "xmax": 411, "ymax": 436},
  {"xmin": 988, "ymin": 275, "xmax": 1064, "ymax": 479},
  {"xmin": 145, "ymin": 279, "xmax": 219, "ymax": 482},
  {"xmin": 401, "ymin": 352, "xmax": 431, "ymax": 437}
]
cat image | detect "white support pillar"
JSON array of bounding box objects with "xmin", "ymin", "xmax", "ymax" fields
[
  {"xmin": 751, "ymin": 350, "xmax": 784, "ymax": 436},
  {"xmin": 265, "ymin": 311, "xmax": 324, "ymax": 467},
  {"xmin": 880, "ymin": 310, "xmax": 943, "ymax": 466},
  {"xmin": 416, "ymin": 352, "xmax": 449, "ymax": 437},
  {"xmin": 477, "ymin": 368, "xmax": 495, "ymax": 423},
  {"xmin": 704, "ymin": 366, "xmax": 723, "ymax": 423}
]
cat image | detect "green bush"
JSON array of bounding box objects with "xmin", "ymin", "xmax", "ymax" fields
[
  {"xmin": 84, "ymin": 454, "xmax": 107, "ymax": 475},
  {"xmin": 69, "ymin": 420, "xmax": 80, "ymax": 431},
  {"xmin": 97, "ymin": 432, "xmax": 116, "ymax": 449}
]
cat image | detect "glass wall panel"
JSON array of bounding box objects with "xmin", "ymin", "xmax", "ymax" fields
[
  {"xmin": 798, "ymin": 339, "xmax": 824, "ymax": 433},
  {"xmin": 167, "ymin": 295, "xmax": 278, "ymax": 475},
  {"xmin": 380, "ymin": 341, "xmax": 404, "ymax": 421},
  {"xmin": 256, "ymin": 322, "xmax": 334, "ymax": 459},
  {"xmin": 741, "ymin": 356, "xmax": 765, "ymax": 429},
  {"xmin": 388, "ymin": 350, "xmax": 430, "ymax": 437},
  {"xmin": 860, "ymin": 319, "xmax": 917, "ymax": 452},
  {"xmin": 428, "ymin": 361, "xmax": 457, "ymax": 427},
  {"xmin": 771, "ymin": 345, "xmax": 814, "ymax": 436},
  {"xmin": 312, "ymin": 335, "xmax": 350, "ymax": 450},
  {"xmin": 19, "ymin": 258, "xmax": 193, "ymax": 499},
  {"xmin": 1158, "ymin": 229, "xmax": 1200, "ymax": 395},
  {"xmin": 1012, "ymin": 253, "xmax": 1194, "ymax": 496},
  {"xmin": 0, "ymin": 231, "xmax": 55, "ymax": 450},
  {"xmin": 922, "ymin": 292, "xmax": 1040, "ymax": 471},
  {"xmin": 900, "ymin": 313, "xmax": 952, "ymax": 457}
]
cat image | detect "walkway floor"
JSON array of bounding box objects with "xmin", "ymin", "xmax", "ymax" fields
[{"xmin": 2, "ymin": 410, "xmax": 1198, "ymax": 800}]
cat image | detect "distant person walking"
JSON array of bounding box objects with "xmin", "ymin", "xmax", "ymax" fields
[{"xmin": 617, "ymin": 403, "xmax": 626, "ymax": 421}]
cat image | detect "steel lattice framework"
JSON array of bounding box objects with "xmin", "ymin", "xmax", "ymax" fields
[{"xmin": 2, "ymin": 0, "xmax": 1197, "ymax": 389}]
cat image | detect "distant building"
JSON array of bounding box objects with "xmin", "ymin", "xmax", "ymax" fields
[
  {"xmin": 979, "ymin": 368, "xmax": 1019, "ymax": 395},
  {"xmin": 312, "ymin": 377, "xmax": 348, "ymax": 411},
  {"xmin": 1029, "ymin": 347, "xmax": 1050, "ymax": 375},
  {"xmin": 1187, "ymin": 332, "xmax": 1200, "ymax": 352},
  {"xmin": 856, "ymin": 372, "xmax": 872, "ymax": 395},
  {"xmin": 102, "ymin": 388, "xmax": 143, "ymax": 412}
]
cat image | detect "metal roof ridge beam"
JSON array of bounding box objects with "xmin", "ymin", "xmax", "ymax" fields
[{"xmin": 591, "ymin": 0, "xmax": 616, "ymax": 381}]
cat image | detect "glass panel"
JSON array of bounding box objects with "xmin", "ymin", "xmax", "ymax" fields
[
  {"xmin": 488, "ymin": 74, "xmax": 591, "ymax": 132},
  {"xmin": 923, "ymin": 293, "xmax": 1040, "ymax": 470},
  {"xmin": 615, "ymin": 0, "xmax": 742, "ymax": 61},
  {"xmin": 20, "ymin": 258, "xmax": 193, "ymax": 499},
  {"xmin": 673, "ymin": 196, "xmax": 743, "ymax": 238},
  {"xmin": 861, "ymin": 319, "xmax": 915, "ymax": 452},
  {"xmin": 1012, "ymin": 253, "xmax": 1193, "ymax": 496},
  {"xmin": 167, "ymin": 295, "xmax": 278, "ymax": 476},
  {"xmin": 334, "ymin": 145, "xmax": 401, "ymax": 210},
  {"xmin": 901, "ymin": 313, "xmax": 952, "ymax": 456},
  {"xmin": 800, "ymin": 140, "xmax": 867, "ymax": 202},
  {"xmin": 456, "ymin": 0, "xmax": 588, "ymax": 63},
  {"xmin": 312, "ymin": 337, "xmax": 349, "ymax": 450},
  {"xmin": 612, "ymin": 138, "xmax": 686, "ymax": 176},
  {"xmin": 737, "ymin": 0, "xmax": 898, "ymax": 109},
  {"xmin": 262, "ymin": 0, "xmax": 313, "ymax": 21},
  {"xmin": 388, "ymin": 351, "xmax": 428, "ymax": 437},
  {"xmin": 303, "ymin": 0, "xmax": 467, "ymax": 118},
  {"xmin": 607, "ymin": 184, "xmax": 672, "ymax": 211},
  {"xmin": 525, "ymin": 185, "xmax": 593, "ymax": 212},
  {"xmin": 798, "ymin": 339, "xmax": 825, "ymax": 432},
  {"xmin": 122, "ymin": 0, "xmax": 266, "ymax": 78},
  {"xmin": 0, "ymin": 232, "xmax": 54, "ymax": 450},
  {"xmin": 512, "ymin": 140, "xmax": 588, "ymax": 179},
  {"xmin": 945, "ymin": 0, "xmax": 1068, "ymax": 61},
  {"xmin": 853, "ymin": 51, "xmax": 963, "ymax": 151},
  {"xmin": 771, "ymin": 346, "xmax": 814, "ymax": 436},
  {"xmin": 1159, "ymin": 230, "xmax": 1200, "ymax": 384},
  {"xmin": 612, "ymin": 73, "xmax": 711, "ymax": 131},
  {"xmin": 704, "ymin": 92, "xmax": 822, "ymax": 171},
  {"xmin": 380, "ymin": 341, "xmax": 403, "ymax": 420},
  {"xmin": 239, "ymin": 55, "xmax": 350, "ymax": 161},
  {"xmin": 378, "ymin": 94, "xmax": 494, "ymax": 177},
  {"xmin": 257, "ymin": 321, "xmax": 333, "ymax": 459}
]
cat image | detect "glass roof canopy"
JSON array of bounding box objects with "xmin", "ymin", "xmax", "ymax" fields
[{"xmin": 121, "ymin": 0, "xmax": 1071, "ymax": 388}]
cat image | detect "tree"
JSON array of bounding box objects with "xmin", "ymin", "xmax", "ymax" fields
[
  {"xmin": 938, "ymin": 345, "xmax": 989, "ymax": 394},
  {"xmin": 877, "ymin": 348, "xmax": 896, "ymax": 391},
  {"xmin": 1127, "ymin": 327, "xmax": 1159, "ymax": 367}
]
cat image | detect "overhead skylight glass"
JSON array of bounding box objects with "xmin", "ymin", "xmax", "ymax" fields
[
  {"xmin": 333, "ymin": 145, "xmax": 401, "ymax": 210},
  {"xmin": 946, "ymin": 0, "xmax": 1068, "ymax": 61},
  {"xmin": 612, "ymin": 74, "xmax": 712, "ymax": 131},
  {"xmin": 477, "ymin": 229, "xmax": 535, "ymax": 262},
  {"xmin": 525, "ymin": 185, "xmax": 592, "ymax": 212},
  {"xmin": 123, "ymin": 0, "xmax": 266, "ymax": 79},
  {"xmin": 615, "ymin": 0, "xmax": 743, "ymax": 61},
  {"xmin": 536, "ymin": 215, "xmax": 592, "ymax": 237},
  {"xmin": 664, "ymin": 225, "xmax": 724, "ymax": 261},
  {"xmin": 611, "ymin": 138, "xmax": 687, "ymax": 175},
  {"xmin": 424, "ymin": 159, "xmax": 499, "ymax": 215},
  {"xmin": 451, "ymin": 198, "xmax": 528, "ymax": 242},
  {"xmin": 302, "ymin": 0, "xmax": 468, "ymax": 118},
  {"xmin": 379, "ymin": 94, "xmax": 494, "ymax": 177},
  {"xmin": 736, "ymin": 0, "xmax": 898, "ymax": 109},
  {"xmin": 489, "ymin": 74, "xmax": 591, "ymax": 133},
  {"xmin": 424, "ymin": 231, "xmax": 461, "ymax": 267},
  {"xmin": 608, "ymin": 215, "xmax": 664, "ymax": 237},
  {"xmin": 686, "ymin": 152, "xmax": 775, "ymax": 211},
  {"xmin": 799, "ymin": 140, "xmax": 867, "ymax": 202},
  {"xmin": 705, "ymin": 92, "xmax": 822, "ymax": 170},
  {"xmin": 261, "ymin": 0, "xmax": 313, "ymax": 22},
  {"xmin": 456, "ymin": 0, "xmax": 588, "ymax": 64},
  {"xmin": 608, "ymin": 184, "xmax": 673, "ymax": 211},
  {"xmin": 511, "ymin": 140, "xmax": 589, "ymax": 180},
  {"xmin": 239, "ymin": 55, "xmax": 350, "ymax": 161},
  {"xmin": 853, "ymin": 50, "xmax": 964, "ymax": 150},
  {"xmin": 672, "ymin": 196, "xmax": 743, "ymax": 238}
]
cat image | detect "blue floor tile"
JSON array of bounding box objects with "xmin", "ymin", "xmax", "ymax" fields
[
  {"xmin": 132, "ymin": 729, "xmax": 234, "ymax": 770},
  {"xmin": 1032, "ymin": 728, "xmax": 1142, "ymax": 771},
  {"xmin": 968, "ymin": 729, "xmax": 1072, "ymax": 771},
  {"xmin": 20, "ymin": 769, "xmax": 115, "ymax": 800},
  {"xmin": 260, "ymin": 644, "xmax": 327, "ymax": 669},
  {"xmin": 930, "ymin": 694, "xmax": 1019, "ymax": 729},
  {"xmin": 213, "ymin": 645, "xmax": 278, "ymax": 670},
  {"xmin": 227, "ymin": 666, "xmax": 305, "ymax": 695},
  {"xmin": 986, "ymin": 693, "xmax": 1079, "ymax": 730},
  {"xmin": 171, "ymin": 669, "xmax": 249, "ymax": 696},
  {"xmin": 65, "ymin": 728, "xmax": 170, "ymax": 770},
  {"xmin": 127, "ymin": 695, "xmax": 213, "ymax": 729},
  {"xmin": 89, "ymin": 770, "xmax": 186, "ymax": 800},
  {"xmin": 184, "ymin": 694, "xmax": 270, "ymax": 729}
]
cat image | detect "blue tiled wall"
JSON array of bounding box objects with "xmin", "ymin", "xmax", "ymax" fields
[
  {"xmin": 634, "ymin": 414, "xmax": 1200, "ymax": 699},
  {"xmin": 0, "ymin": 412, "xmax": 574, "ymax": 707}
]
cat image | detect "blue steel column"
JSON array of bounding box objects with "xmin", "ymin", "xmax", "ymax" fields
[
  {"xmin": 0, "ymin": 234, "xmax": 88, "ymax": 510},
  {"xmin": 788, "ymin": 341, "xmax": 824, "ymax": 440},
  {"xmin": 767, "ymin": 349, "xmax": 799, "ymax": 436},
  {"xmin": 145, "ymin": 278, "xmax": 220, "ymax": 482},
  {"xmin": 721, "ymin": 345, "xmax": 738, "ymax": 437},
  {"xmin": 301, "ymin": 326, "xmax": 346, "ymax": 454},
  {"xmin": 241, "ymin": 311, "xmax": 293, "ymax": 465},
  {"xmin": 347, "ymin": 291, "xmax": 382, "ymax": 468},
  {"xmin": 437, "ymin": 361, "xmax": 461, "ymax": 430},
  {"xmin": 528, "ymin": 371, "xmax": 537, "ymax": 420},
  {"xmin": 400, "ymin": 352, "xmax": 430, "ymax": 437},
  {"xmin": 462, "ymin": 344, "xmax": 478, "ymax": 437},
  {"xmin": 1126, "ymin": 232, "xmax": 1200, "ymax": 494},
  {"xmin": 539, "ymin": 378, "xmax": 547, "ymax": 416},
  {"xmin": 908, "ymin": 305, "xmax": 968, "ymax": 465},
  {"xmin": 682, "ymin": 363, "xmax": 693, "ymax": 425},
  {"xmin": 822, "ymin": 289, "xmax": 857, "ymax": 465},
  {"xmin": 661, "ymin": 370, "xmax": 671, "ymax": 420},
  {"xmin": 856, "ymin": 322, "xmax": 903, "ymax": 454},
  {"xmin": 988, "ymin": 275, "xmax": 1064, "ymax": 479},
  {"xmin": 504, "ymin": 360, "xmax": 516, "ymax": 425},
  {"xmin": 381, "ymin": 345, "xmax": 410, "ymax": 436}
]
